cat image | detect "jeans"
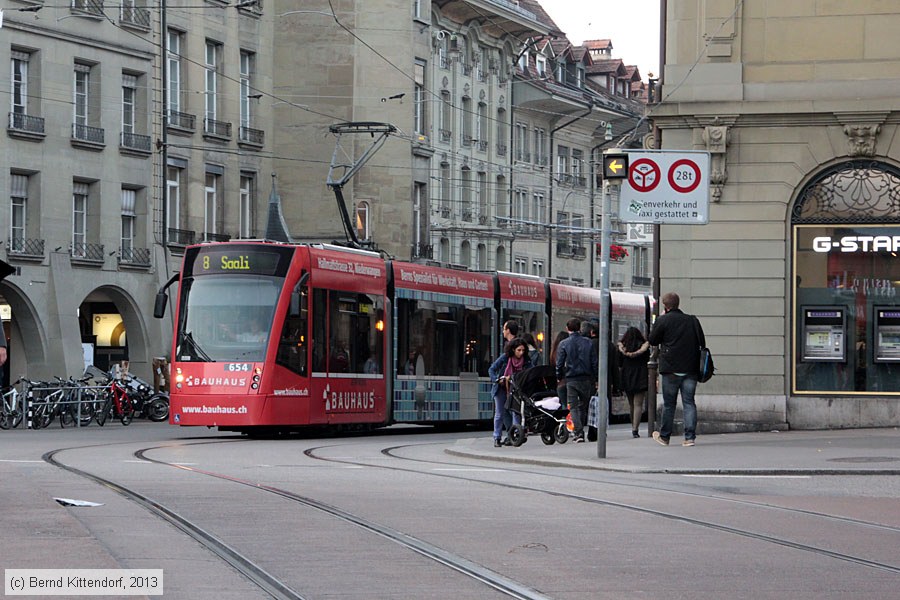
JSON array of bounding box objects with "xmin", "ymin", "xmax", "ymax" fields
[
  {"xmin": 564, "ymin": 378, "xmax": 592, "ymax": 438},
  {"xmin": 493, "ymin": 392, "xmax": 520, "ymax": 440},
  {"xmin": 659, "ymin": 373, "xmax": 698, "ymax": 440}
]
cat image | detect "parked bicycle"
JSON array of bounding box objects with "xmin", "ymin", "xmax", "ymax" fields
[
  {"xmin": 94, "ymin": 375, "xmax": 135, "ymax": 426},
  {"xmin": 0, "ymin": 381, "xmax": 24, "ymax": 430}
]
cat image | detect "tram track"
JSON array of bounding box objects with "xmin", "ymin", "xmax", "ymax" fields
[
  {"xmin": 300, "ymin": 442, "xmax": 900, "ymax": 576},
  {"xmin": 44, "ymin": 440, "xmax": 551, "ymax": 600},
  {"xmin": 380, "ymin": 443, "xmax": 900, "ymax": 535},
  {"xmin": 41, "ymin": 435, "xmax": 900, "ymax": 600}
]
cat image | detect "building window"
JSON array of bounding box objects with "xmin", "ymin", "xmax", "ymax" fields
[
  {"xmin": 460, "ymin": 169, "xmax": 472, "ymax": 221},
  {"xmin": 240, "ymin": 50, "xmax": 254, "ymax": 128},
  {"xmin": 495, "ymin": 175, "xmax": 508, "ymax": 227},
  {"xmin": 496, "ymin": 107, "xmax": 507, "ymax": 155},
  {"xmin": 440, "ymin": 237, "xmax": 450, "ymax": 263},
  {"xmin": 458, "ymin": 240, "xmax": 471, "ymax": 267},
  {"xmin": 532, "ymin": 192, "xmax": 545, "ymax": 232},
  {"xmin": 536, "ymin": 55, "xmax": 547, "ymax": 77},
  {"xmin": 11, "ymin": 51, "xmax": 29, "ymax": 116},
  {"xmin": 440, "ymin": 162, "xmax": 451, "ymax": 217},
  {"xmin": 518, "ymin": 49, "xmax": 528, "ymax": 72},
  {"xmin": 514, "ymin": 255, "xmax": 528, "ymax": 274},
  {"xmin": 72, "ymin": 182, "xmax": 88, "ymax": 255},
  {"xmin": 572, "ymin": 148, "xmax": 584, "ymax": 185},
  {"xmin": 239, "ymin": 172, "xmax": 255, "ymax": 238},
  {"xmin": 356, "ymin": 200, "xmax": 370, "ymax": 241},
  {"xmin": 166, "ymin": 161, "xmax": 184, "ymax": 230},
  {"xmin": 632, "ymin": 246, "xmax": 650, "ymax": 278},
  {"xmin": 515, "ymin": 122, "xmax": 529, "ymax": 162},
  {"xmin": 413, "ymin": 0, "xmax": 422, "ymax": 20},
  {"xmin": 121, "ymin": 73, "xmax": 136, "ymax": 135},
  {"xmin": 440, "ymin": 90, "xmax": 452, "ymax": 141},
  {"xmin": 10, "ymin": 174, "xmax": 27, "ymax": 252},
  {"xmin": 461, "ymin": 95, "xmax": 473, "ymax": 144},
  {"xmin": 571, "ymin": 213, "xmax": 584, "ymax": 254},
  {"xmin": 413, "ymin": 182, "xmax": 427, "ymax": 248},
  {"xmin": 557, "ymin": 145, "xmax": 570, "ymax": 180},
  {"xmin": 73, "ymin": 63, "xmax": 91, "ymax": 127},
  {"xmin": 557, "ymin": 211, "xmax": 570, "ymax": 253},
  {"xmin": 532, "ymin": 259, "xmax": 544, "ymax": 277},
  {"xmin": 204, "ymin": 166, "xmax": 223, "ymax": 238},
  {"xmin": 534, "ymin": 128, "xmax": 546, "ymax": 166},
  {"xmin": 478, "ymin": 172, "xmax": 487, "ymax": 223},
  {"xmin": 121, "ymin": 188, "xmax": 136, "ymax": 254},
  {"xmin": 515, "ymin": 188, "xmax": 528, "ymax": 226},
  {"xmin": 205, "ymin": 40, "xmax": 221, "ymax": 121},
  {"xmin": 167, "ymin": 30, "xmax": 183, "ymax": 113},
  {"xmin": 476, "ymin": 243, "xmax": 486, "ymax": 270},
  {"xmin": 476, "ymin": 101, "xmax": 487, "ymax": 147},
  {"xmin": 414, "ymin": 59, "xmax": 426, "ymax": 136}
]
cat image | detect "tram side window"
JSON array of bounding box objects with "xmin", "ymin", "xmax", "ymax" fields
[
  {"xmin": 312, "ymin": 289, "xmax": 328, "ymax": 373},
  {"xmin": 396, "ymin": 298, "xmax": 492, "ymax": 377},
  {"xmin": 276, "ymin": 282, "xmax": 308, "ymax": 376},
  {"xmin": 311, "ymin": 288, "xmax": 384, "ymax": 374},
  {"xmin": 397, "ymin": 298, "xmax": 436, "ymax": 376},
  {"xmin": 463, "ymin": 307, "xmax": 493, "ymax": 376}
]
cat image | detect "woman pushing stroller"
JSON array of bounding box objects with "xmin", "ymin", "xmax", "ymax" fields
[{"xmin": 489, "ymin": 337, "xmax": 532, "ymax": 447}]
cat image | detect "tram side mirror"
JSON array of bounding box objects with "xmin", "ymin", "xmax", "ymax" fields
[
  {"xmin": 153, "ymin": 291, "xmax": 168, "ymax": 319},
  {"xmin": 290, "ymin": 272, "xmax": 310, "ymax": 316}
]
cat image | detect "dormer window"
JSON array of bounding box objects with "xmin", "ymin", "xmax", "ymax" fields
[
  {"xmin": 555, "ymin": 60, "xmax": 565, "ymax": 83},
  {"xmin": 576, "ymin": 64, "xmax": 585, "ymax": 88},
  {"xmin": 536, "ymin": 55, "xmax": 547, "ymax": 77},
  {"xmin": 518, "ymin": 50, "xmax": 529, "ymax": 72}
]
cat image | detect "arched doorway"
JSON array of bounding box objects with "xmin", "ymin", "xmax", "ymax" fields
[
  {"xmin": 791, "ymin": 160, "xmax": 900, "ymax": 395},
  {"xmin": 0, "ymin": 281, "xmax": 49, "ymax": 383},
  {"xmin": 78, "ymin": 286, "xmax": 150, "ymax": 376}
]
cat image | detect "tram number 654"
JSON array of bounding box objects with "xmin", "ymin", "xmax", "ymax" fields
[{"xmin": 225, "ymin": 363, "xmax": 251, "ymax": 372}]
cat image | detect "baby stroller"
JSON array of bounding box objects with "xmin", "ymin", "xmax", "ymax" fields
[{"xmin": 506, "ymin": 365, "xmax": 570, "ymax": 447}]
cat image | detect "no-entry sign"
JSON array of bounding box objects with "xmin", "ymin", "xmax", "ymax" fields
[{"xmin": 615, "ymin": 150, "xmax": 710, "ymax": 224}]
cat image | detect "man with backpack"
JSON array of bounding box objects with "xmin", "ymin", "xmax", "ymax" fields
[{"xmin": 648, "ymin": 292, "xmax": 706, "ymax": 447}]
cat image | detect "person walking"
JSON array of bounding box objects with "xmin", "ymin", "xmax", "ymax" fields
[
  {"xmin": 616, "ymin": 326, "xmax": 650, "ymax": 438},
  {"xmin": 555, "ymin": 318, "xmax": 597, "ymax": 443},
  {"xmin": 502, "ymin": 320, "xmax": 519, "ymax": 351},
  {"xmin": 489, "ymin": 337, "xmax": 532, "ymax": 447},
  {"xmin": 648, "ymin": 292, "xmax": 706, "ymax": 447},
  {"xmin": 549, "ymin": 330, "xmax": 569, "ymax": 415}
]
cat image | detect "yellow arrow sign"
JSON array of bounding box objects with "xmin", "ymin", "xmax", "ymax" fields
[{"xmin": 603, "ymin": 153, "xmax": 629, "ymax": 179}]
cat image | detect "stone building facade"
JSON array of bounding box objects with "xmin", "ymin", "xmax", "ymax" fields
[
  {"xmin": 652, "ymin": 1, "xmax": 900, "ymax": 429},
  {"xmin": 0, "ymin": 1, "xmax": 273, "ymax": 383}
]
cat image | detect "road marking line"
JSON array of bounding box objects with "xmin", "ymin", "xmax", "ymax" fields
[{"xmin": 683, "ymin": 474, "xmax": 811, "ymax": 479}]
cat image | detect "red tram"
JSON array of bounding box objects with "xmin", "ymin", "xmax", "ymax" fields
[{"xmin": 158, "ymin": 241, "xmax": 653, "ymax": 434}]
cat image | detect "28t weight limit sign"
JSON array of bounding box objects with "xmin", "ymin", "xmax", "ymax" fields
[{"xmin": 618, "ymin": 151, "xmax": 710, "ymax": 225}]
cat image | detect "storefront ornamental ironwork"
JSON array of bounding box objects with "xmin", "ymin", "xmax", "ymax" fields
[{"xmin": 792, "ymin": 160, "xmax": 900, "ymax": 224}]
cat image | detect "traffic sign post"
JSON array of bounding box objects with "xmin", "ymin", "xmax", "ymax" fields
[{"xmin": 618, "ymin": 150, "xmax": 711, "ymax": 225}]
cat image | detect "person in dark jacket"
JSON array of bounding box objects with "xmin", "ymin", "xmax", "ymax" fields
[
  {"xmin": 555, "ymin": 318, "xmax": 598, "ymax": 443},
  {"xmin": 647, "ymin": 292, "xmax": 705, "ymax": 447},
  {"xmin": 616, "ymin": 326, "xmax": 650, "ymax": 438}
]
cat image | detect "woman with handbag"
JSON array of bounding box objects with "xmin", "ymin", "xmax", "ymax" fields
[
  {"xmin": 616, "ymin": 326, "xmax": 650, "ymax": 438},
  {"xmin": 488, "ymin": 338, "xmax": 532, "ymax": 447}
]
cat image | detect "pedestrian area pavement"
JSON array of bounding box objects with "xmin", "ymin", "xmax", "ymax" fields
[{"xmin": 446, "ymin": 426, "xmax": 900, "ymax": 475}]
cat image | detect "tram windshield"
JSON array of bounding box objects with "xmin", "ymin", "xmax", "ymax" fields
[{"xmin": 175, "ymin": 275, "xmax": 283, "ymax": 362}]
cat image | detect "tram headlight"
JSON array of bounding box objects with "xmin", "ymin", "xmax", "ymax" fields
[
  {"xmin": 376, "ymin": 319, "xmax": 385, "ymax": 332},
  {"xmin": 175, "ymin": 368, "xmax": 184, "ymax": 390}
]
